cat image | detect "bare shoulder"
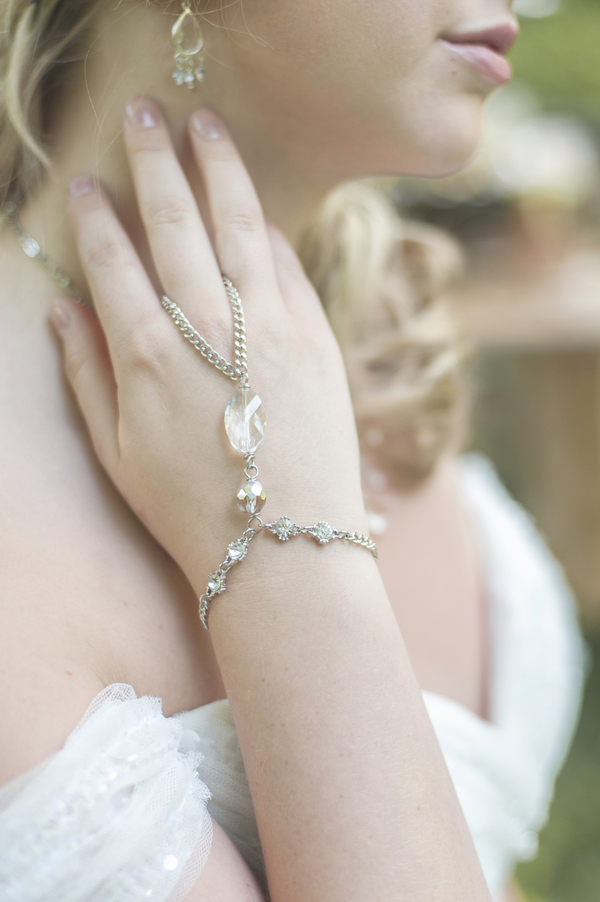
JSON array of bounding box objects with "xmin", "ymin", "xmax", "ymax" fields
[
  {"xmin": 0, "ymin": 450, "xmax": 221, "ymax": 785},
  {"xmin": 0, "ymin": 285, "xmax": 223, "ymax": 786}
]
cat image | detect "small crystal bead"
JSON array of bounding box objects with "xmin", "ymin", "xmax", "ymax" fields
[
  {"xmin": 22, "ymin": 238, "xmax": 40, "ymax": 258},
  {"xmin": 227, "ymin": 540, "xmax": 247, "ymax": 562},
  {"xmin": 313, "ymin": 521, "xmax": 334, "ymax": 543},
  {"xmin": 274, "ymin": 517, "xmax": 296, "ymax": 540},
  {"xmin": 225, "ymin": 386, "xmax": 266, "ymax": 454},
  {"xmin": 236, "ymin": 480, "xmax": 266, "ymax": 514}
]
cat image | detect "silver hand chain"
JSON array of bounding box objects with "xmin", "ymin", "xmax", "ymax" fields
[
  {"xmin": 161, "ymin": 277, "xmax": 248, "ymax": 382},
  {"xmin": 161, "ymin": 277, "xmax": 377, "ymax": 629}
]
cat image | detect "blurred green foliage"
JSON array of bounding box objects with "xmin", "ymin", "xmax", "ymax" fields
[
  {"xmin": 510, "ymin": 0, "xmax": 600, "ymax": 130},
  {"xmin": 516, "ymin": 634, "xmax": 600, "ymax": 902}
]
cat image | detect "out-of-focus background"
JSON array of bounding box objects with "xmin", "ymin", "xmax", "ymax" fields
[{"xmin": 398, "ymin": 1, "xmax": 600, "ymax": 898}]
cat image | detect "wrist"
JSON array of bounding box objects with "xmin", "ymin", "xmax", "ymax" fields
[
  {"xmin": 182, "ymin": 498, "xmax": 375, "ymax": 622},
  {"xmin": 206, "ymin": 529, "xmax": 384, "ymax": 633}
]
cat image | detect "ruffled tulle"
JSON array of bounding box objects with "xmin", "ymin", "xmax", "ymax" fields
[{"xmin": 0, "ymin": 684, "xmax": 213, "ymax": 902}]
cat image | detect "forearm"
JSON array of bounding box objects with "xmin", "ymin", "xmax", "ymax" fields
[{"xmin": 203, "ymin": 540, "xmax": 490, "ymax": 902}]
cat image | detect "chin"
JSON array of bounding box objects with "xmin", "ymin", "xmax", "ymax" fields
[
  {"xmin": 418, "ymin": 132, "xmax": 481, "ymax": 179},
  {"xmin": 388, "ymin": 96, "xmax": 485, "ymax": 180}
]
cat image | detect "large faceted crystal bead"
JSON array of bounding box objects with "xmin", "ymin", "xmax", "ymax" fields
[
  {"xmin": 224, "ymin": 386, "xmax": 266, "ymax": 454},
  {"xmin": 236, "ymin": 479, "xmax": 267, "ymax": 514}
]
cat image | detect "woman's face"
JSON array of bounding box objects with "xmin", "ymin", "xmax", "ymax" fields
[{"xmin": 210, "ymin": 0, "xmax": 517, "ymax": 181}]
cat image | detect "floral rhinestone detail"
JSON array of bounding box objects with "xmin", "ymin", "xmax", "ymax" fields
[
  {"xmin": 310, "ymin": 521, "xmax": 335, "ymax": 544},
  {"xmin": 272, "ymin": 517, "xmax": 298, "ymax": 541},
  {"xmin": 207, "ymin": 572, "xmax": 226, "ymax": 595}
]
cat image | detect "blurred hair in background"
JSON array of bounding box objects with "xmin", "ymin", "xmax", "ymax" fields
[{"xmin": 391, "ymin": 1, "xmax": 600, "ymax": 898}]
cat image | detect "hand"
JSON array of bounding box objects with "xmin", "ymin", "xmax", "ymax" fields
[{"xmin": 51, "ymin": 99, "xmax": 365, "ymax": 594}]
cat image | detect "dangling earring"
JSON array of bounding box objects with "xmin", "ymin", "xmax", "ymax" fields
[{"xmin": 172, "ymin": 1, "xmax": 205, "ymax": 88}]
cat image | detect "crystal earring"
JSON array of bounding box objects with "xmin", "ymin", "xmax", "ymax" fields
[{"xmin": 172, "ymin": 1, "xmax": 205, "ymax": 88}]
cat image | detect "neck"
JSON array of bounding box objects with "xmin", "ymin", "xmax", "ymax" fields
[{"xmin": 7, "ymin": 1, "xmax": 335, "ymax": 310}]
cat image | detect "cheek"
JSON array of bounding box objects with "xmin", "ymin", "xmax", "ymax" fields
[{"xmin": 233, "ymin": 0, "xmax": 485, "ymax": 177}]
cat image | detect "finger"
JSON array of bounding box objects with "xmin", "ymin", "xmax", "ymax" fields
[
  {"xmin": 267, "ymin": 224, "xmax": 309, "ymax": 293},
  {"xmin": 68, "ymin": 177, "xmax": 165, "ymax": 359},
  {"xmin": 124, "ymin": 97, "xmax": 225, "ymax": 315},
  {"xmin": 267, "ymin": 224, "xmax": 324, "ymax": 316},
  {"xmin": 50, "ymin": 298, "xmax": 119, "ymax": 468},
  {"xmin": 188, "ymin": 110, "xmax": 278, "ymax": 300}
]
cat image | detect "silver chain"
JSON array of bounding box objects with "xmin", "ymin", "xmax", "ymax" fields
[
  {"xmin": 199, "ymin": 516, "xmax": 377, "ymax": 628},
  {"xmin": 264, "ymin": 518, "xmax": 378, "ymax": 558},
  {"xmin": 1, "ymin": 202, "xmax": 87, "ymax": 307},
  {"xmin": 161, "ymin": 277, "xmax": 248, "ymax": 383}
]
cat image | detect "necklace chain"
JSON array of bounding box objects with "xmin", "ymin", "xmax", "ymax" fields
[{"xmin": 1, "ymin": 202, "xmax": 87, "ymax": 307}]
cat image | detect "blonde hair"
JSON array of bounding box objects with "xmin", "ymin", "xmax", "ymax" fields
[
  {"xmin": 301, "ymin": 183, "xmax": 466, "ymax": 479},
  {"xmin": 1, "ymin": 0, "xmax": 466, "ymax": 479},
  {"xmin": 0, "ymin": 0, "xmax": 104, "ymax": 204}
]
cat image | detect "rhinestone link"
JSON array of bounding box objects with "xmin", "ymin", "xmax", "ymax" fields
[
  {"xmin": 199, "ymin": 519, "xmax": 265, "ymax": 628},
  {"xmin": 265, "ymin": 519, "xmax": 377, "ymax": 559}
]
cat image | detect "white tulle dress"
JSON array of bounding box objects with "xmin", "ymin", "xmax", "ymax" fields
[{"xmin": 0, "ymin": 455, "xmax": 586, "ymax": 901}]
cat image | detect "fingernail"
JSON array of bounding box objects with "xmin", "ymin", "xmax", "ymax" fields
[
  {"xmin": 69, "ymin": 175, "xmax": 96, "ymax": 200},
  {"xmin": 50, "ymin": 301, "xmax": 71, "ymax": 336},
  {"xmin": 192, "ymin": 109, "xmax": 225, "ymax": 140},
  {"xmin": 126, "ymin": 97, "xmax": 158, "ymax": 129}
]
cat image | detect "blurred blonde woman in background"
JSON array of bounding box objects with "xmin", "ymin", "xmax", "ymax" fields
[
  {"xmin": 0, "ymin": 1, "xmax": 584, "ymax": 901},
  {"xmin": 303, "ymin": 183, "xmax": 584, "ymax": 900}
]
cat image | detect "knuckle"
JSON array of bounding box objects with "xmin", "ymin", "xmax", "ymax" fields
[
  {"xmin": 146, "ymin": 196, "xmax": 195, "ymax": 231},
  {"xmin": 83, "ymin": 232, "xmax": 125, "ymax": 271},
  {"xmin": 124, "ymin": 316, "xmax": 170, "ymax": 373},
  {"xmin": 219, "ymin": 203, "xmax": 262, "ymax": 235}
]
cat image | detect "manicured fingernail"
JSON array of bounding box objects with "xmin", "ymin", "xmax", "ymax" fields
[
  {"xmin": 69, "ymin": 175, "xmax": 95, "ymax": 199},
  {"xmin": 192, "ymin": 109, "xmax": 225, "ymax": 140},
  {"xmin": 50, "ymin": 301, "xmax": 71, "ymax": 336},
  {"xmin": 125, "ymin": 97, "xmax": 158, "ymax": 129}
]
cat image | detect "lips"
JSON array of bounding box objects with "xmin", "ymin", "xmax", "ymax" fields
[{"xmin": 441, "ymin": 21, "xmax": 519, "ymax": 85}]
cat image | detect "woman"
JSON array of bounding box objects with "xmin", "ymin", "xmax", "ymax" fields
[{"xmin": 0, "ymin": 1, "xmax": 583, "ymax": 900}]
